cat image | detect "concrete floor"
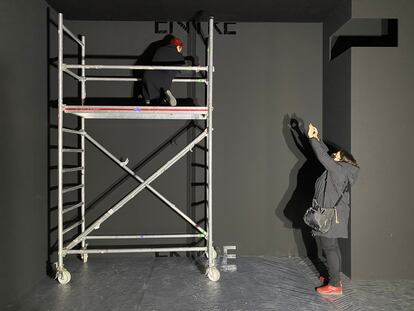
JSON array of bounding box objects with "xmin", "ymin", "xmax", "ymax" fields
[{"xmin": 6, "ymin": 256, "xmax": 414, "ymax": 311}]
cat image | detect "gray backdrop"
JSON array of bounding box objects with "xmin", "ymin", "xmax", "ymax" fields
[
  {"xmin": 323, "ymin": 0, "xmax": 414, "ymax": 280},
  {"xmin": 0, "ymin": 0, "xmax": 49, "ymax": 307},
  {"xmin": 349, "ymin": 0, "xmax": 414, "ymax": 280},
  {"xmin": 1, "ymin": 0, "xmax": 414, "ymax": 308}
]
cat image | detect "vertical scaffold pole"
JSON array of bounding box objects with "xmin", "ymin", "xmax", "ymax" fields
[
  {"xmin": 57, "ymin": 13, "xmax": 64, "ymax": 269},
  {"xmin": 80, "ymin": 35, "xmax": 87, "ymax": 261},
  {"xmin": 207, "ymin": 16, "xmax": 214, "ymax": 268}
]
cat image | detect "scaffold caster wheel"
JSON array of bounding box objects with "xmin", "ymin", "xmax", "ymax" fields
[
  {"xmin": 57, "ymin": 268, "xmax": 71, "ymax": 285},
  {"xmin": 205, "ymin": 248, "xmax": 217, "ymax": 259},
  {"xmin": 206, "ymin": 266, "xmax": 220, "ymax": 282},
  {"xmin": 81, "ymin": 253, "xmax": 88, "ymax": 263}
]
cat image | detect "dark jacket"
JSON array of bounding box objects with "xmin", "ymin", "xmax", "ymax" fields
[
  {"xmin": 142, "ymin": 44, "xmax": 185, "ymax": 101},
  {"xmin": 310, "ymin": 138, "xmax": 359, "ymax": 238}
]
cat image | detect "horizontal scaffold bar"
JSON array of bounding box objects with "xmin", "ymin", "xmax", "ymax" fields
[
  {"xmin": 63, "ymin": 106, "xmax": 208, "ymax": 120},
  {"xmin": 62, "ymin": 69, "xmax": 207, "ymax": 84},
  {"xmin": 64, "ymin": 247, "xmax": 207, "ymax": 255},
  {"xmin": 85, "ymin": 77, "xmax": 207, "ymax": 83},
  {"xmin": 85, "ymin": 234, "xmax": 205, "ymax": 240},
  {"xmin": 64, "ymin": 64, "xmax": 208, "ymax": 71},
  {"xmin": 64, "ymin": 106, "xmax": 208, "ymax": 112}
]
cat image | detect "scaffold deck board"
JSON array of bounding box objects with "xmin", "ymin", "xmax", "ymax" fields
[{"xmin": 63, "ymin": 105, "xmax": 208, "ymax": 120}]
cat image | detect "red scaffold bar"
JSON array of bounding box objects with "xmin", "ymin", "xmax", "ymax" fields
[{"xmin": 64, "ymin": 106, "xmax": 208, "ymax": 113}]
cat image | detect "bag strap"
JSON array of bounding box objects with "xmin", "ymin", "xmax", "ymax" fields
[
  {"xmin": 331, "ymin": 181, "xmax": 349, "ymax": 224},
  {"xmin": 320, "ymin": 173, "xmax": 349, "ymax": 208},
  {"xmin": 333, "ymin": 181, "xmax": 350, "ymax": 208},
  {"xmin": 321, "ymin": 172, "xmax": 328, "ymax": 207}
]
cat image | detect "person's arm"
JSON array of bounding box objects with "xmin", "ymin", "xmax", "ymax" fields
[{"xmin": 307, "ymin": 123, "xmax": 340, "ymax": 172}]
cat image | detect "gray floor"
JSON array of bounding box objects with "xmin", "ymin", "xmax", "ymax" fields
[{"xmin": 7, "ymin": 256, "xmax": 414, "ymax": 311}]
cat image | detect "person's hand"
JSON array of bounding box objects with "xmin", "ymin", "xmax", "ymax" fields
[{"xmin": 308, "ymin": 123, "xmax": 320, "ymax": 141}]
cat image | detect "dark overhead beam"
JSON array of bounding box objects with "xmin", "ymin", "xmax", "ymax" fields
[{"xmin": 46, "ymin": 0, "xmax": 344, "ymax": 22}]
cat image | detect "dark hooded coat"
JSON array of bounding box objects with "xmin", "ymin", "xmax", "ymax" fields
[
  {"xmin": 310, "ymin": 138, "xmax": 359, "ymax": 238},
  {"xmin": 142, "ymin": 44, "xmax": 185, "ymax": 101}
]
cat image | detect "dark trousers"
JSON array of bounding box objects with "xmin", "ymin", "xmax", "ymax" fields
[{"xmin": 319, "ymin": 236, "xmax": 342, "ymax": 287}]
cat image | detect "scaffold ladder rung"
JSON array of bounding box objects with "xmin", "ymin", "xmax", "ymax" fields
[
  {"xmin": 63, "ymin": 220, "xmax": 83, "ymax": 235},
  {"xmin": 63, "ymin": 148, "xmax": 84, "ymax": 153},
  {"xmin": 63, "ymin": 184, "xmax": 84, "ymax": 194},
  {"xmin": 63, "ymin": 202, "xmax": 84, "ymax": 214},
  {"xmin": 62, "ymin": 166, "xmax": 84, "ymax": 173},
  {"xmin": 62, "ymin": 128, "xmax": 84, "ymax": 135}
]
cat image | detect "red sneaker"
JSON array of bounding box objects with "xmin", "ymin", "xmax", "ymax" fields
[
  {"xmin": 319, "ymin": 276, "xmax": 342, "ymax": 287},
  {"xmin": 316, "ymin": 284, "xmax": 343, "ymax": 295}
]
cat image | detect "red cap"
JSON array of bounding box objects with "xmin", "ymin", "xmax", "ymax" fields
[{"xmin": 170, "ymin": 37, "xmax": 184, "ymax": 48}]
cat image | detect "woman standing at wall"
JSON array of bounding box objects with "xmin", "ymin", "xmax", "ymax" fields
[{"xmin": 307, "ymin": 123, "xmax": 359, "ymax": 295}]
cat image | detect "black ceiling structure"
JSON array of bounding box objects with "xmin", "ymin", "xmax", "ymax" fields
[{"xmin": 46, "ymin": 0, "xmax": 345, "ymax": 22}]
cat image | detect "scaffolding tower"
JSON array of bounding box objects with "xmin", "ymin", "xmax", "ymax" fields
[{"xmin": 55, "ymin": 13, "xmax": 220, "ymax": 284}]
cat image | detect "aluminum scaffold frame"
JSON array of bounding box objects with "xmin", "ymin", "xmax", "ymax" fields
[{"xmin": 55, "ymin": 13, "xmax": 220, "ymax": 284}]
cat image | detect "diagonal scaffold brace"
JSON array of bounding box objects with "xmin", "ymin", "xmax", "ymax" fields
[
  {"xmin": 83, "ymin": 131, "xmax": 208, "ymax": 236},
  {"xmin": 64, "ymin": 129, "xmax": 208, "ymax": 253}
]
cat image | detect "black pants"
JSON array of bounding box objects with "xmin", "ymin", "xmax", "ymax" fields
[{"xmin": 319, "ymin": 236, "xmax": 342, "ymax": 287}]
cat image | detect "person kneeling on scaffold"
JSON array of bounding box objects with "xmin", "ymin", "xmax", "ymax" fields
[{"xmin": 142, "ymin": 37, "xmax": 185, "ymax": 106}]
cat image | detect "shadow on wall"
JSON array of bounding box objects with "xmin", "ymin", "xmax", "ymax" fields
[{"xmin": 275, "ymin": 114, "xmax": 324, "ymax": 258}]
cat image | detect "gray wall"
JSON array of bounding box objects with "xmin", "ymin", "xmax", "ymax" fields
[
  {"xmin": 323, "ymin": 0, "xmax": 414, "ymax": 280},
  {"xmin": 213, "ymin": 23, "xmax": 322, "ymax": 256},
  {"xmin": 61, "ymin": 20, "xmax": 323, "ymax": 258},
  {"xmin": 350, "ymin": 0, "xmax": 414, "ymax": 279},
  {"xmin": 0, "ymin": 0, "xmax": 50, "ymax": 308}
]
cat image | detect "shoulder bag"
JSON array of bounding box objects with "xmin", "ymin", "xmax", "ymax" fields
[{"xmin": 303, "ymin": 174, "xmax": 349, "ymax": 234}]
